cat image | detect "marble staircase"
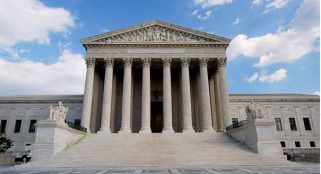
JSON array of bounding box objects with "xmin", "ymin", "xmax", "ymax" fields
[{"xmin": 25, "ymin": 133, "xmax": 289, "ymax": 167}]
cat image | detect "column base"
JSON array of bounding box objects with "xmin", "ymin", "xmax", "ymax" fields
[
  {"xmin": 98, "ymin": 128, "xmax": 112, "ymax": 134},
  {"xmin": 183, "ymin": 128, "xmax": 195, "ymax": 133},
  {"xmin": 202, "ymin": 128, "xmax": 214, "ymax": 133},
  {"xmin": 139, "ymin": 128, "xmax": 152, "ymax": 133},
  {"xmin": 162, "ymin": 128, "xmax": 174, "ymax": 133},
  {"xmin": 119, "ymin": 128, "xmax": 131, "ymax": 134}
]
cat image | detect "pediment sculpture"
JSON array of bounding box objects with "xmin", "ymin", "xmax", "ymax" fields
[
  {"xmin": 93, "ymin": 25, "xmax": 216, "ymax": 43},
  {"xmin": 48, "ymin": 101, "xmax": 69, "ymax": 124},
  {"xmin": 246, "ymin": 100, "xmax": 263, "ymax": 120}
]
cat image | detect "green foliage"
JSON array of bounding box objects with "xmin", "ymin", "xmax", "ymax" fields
[{"xmin": 0, "ymin": 132, "xmax": 13, "ymax": 153}]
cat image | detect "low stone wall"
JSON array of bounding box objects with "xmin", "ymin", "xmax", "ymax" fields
[
  {"xmin": 284, "ymin": 148, "xmax": 320, "ymax": 162},
  {"xmin": 0, "ymin": 151, "xmax": 17, "ymax": 164}
]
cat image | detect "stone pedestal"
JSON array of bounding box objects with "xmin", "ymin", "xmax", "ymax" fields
[
  {"xmin": 31, "ymin": 120, "xmax": 85, "ymax": 161},
  {"xmin": 227, "ymin": 118, "xmax": 283, "ymax": 157}
]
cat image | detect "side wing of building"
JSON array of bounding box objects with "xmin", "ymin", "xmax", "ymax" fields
[
  {"xmin": 229, "ymin": 94, "xmax": 320, "ymax": 148},
  {"xmin": 0, "ymin": 95, "xmax": 83, "ymax": 151}
]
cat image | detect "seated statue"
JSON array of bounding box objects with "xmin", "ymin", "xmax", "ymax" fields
[
  {"xmin": 246, "ymin": 100, "xmax": 263, "ymax": 120},
  {"xmin": 48, "ymin": 101, "xmax": 69, "ymax": 124}
]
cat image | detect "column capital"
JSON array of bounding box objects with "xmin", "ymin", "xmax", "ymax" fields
[
  {"xmin": 86, "ymin": 58, "xmax": 96, "ymax": 68},
  {"xmin": 141, "ymin": 58, "xmax": 151, "ymax": 67},
  {"xmin": 104, "ymin": 58, "xmax": 114, "ymax": 68},
  {"xmin": 162, "ymin": 58, "xmax": 172, "ymax": 67},
  {"xmin": 199, "ymin": 58, "xmax": 209, "ymax": 68},
  {"xmin": 180, "ymin": 58, "xmax": 190, "ymax": 67},
  {"xmin": 216, "ymin": 57, "xmax": 227, "ymax": 67},
  {"xmin": 122, "ymin": 58, "xmax": 133, "ymax": 67}
]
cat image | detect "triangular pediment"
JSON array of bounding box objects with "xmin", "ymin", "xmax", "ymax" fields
[{"xmin": 81, "ymin": 20, "xmax": 230, "ymax": 45}]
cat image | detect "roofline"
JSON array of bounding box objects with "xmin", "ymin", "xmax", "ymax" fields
[{"xmin": 80, "ymin": 20, "xmax": 231, "ymax": 44}]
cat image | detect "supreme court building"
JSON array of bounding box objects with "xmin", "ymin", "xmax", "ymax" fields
[
  {"xmin": 80, "ymin": 20, "xmax": 231, "ymax": 133},
  {"xmin": 0, "ymin": 20, "xmax": 319, "ymax": 166}
]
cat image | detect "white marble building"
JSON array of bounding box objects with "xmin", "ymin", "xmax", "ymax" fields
[{"xmin": 0, "ymin": 21, "xmax": 319, "ymax": 157}]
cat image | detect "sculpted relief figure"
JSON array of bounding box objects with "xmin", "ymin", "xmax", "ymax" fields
[
  {"xmin": 98, "ymin": 25, "xmax": 212, "ymax": 43},
  {"xmin": 246, "ymin": 100, "xmax": 263, "ymax": 120},
  {"xmin": 48, "ymin": 101, "xmax": 69, "ymax": 124}
]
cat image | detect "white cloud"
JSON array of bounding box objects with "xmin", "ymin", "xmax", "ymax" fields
[
  {"xmin": 191, "ymin": 10, "xmax": 198, "ymax": 15},
  {"xmin": 252, "ymin": 0, "xmax": 263, "ymax": 5},
  {"xmin": 265, "ymin": 0, "xmax": 288, "ymax": 13},
  {"xmin": 246, "ymin": 68, "xmax": 287, "ymax": 83},
  {"xmin": 232, "ymin": 18, "xmax": 241, "ymax": 25},
  {"xmin": 0, "ymin": 0, "xmax": 75, "ymax": 50},
  {"xmin": 197, "ymin": 10, "xmax": 212, "ymax": 20},
  {"xmin": 252, "ymin": 0, "xmax": 288, "ymax": 13},
  {"xmin": 0, "ymin": 50, "xmax": 86, "ymax": 95},
  {"xmin": 193, "ymin": 0, "xmax": 233, "ymax": 8},
  {"xmin": 313, "ymin": 91, "xmax": 320, "ymax": 96},
  {"xmin": 227, "ymin": 0, "xmax": 320, "ymax": 67}
]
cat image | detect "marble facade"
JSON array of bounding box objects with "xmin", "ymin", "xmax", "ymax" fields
[{"xmin": 80, "ymin": 20, "xmax": 230, "ymax": 133}]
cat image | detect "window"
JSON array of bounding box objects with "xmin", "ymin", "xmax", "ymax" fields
[
  {"xmin": 29, "ymin": 120, "xmax": 37, "ymax": 133},
  {"xmin": 310, "ymin": 141, "xmax": 316, "ymax": 147},
  {"xmin": 14, "ymin": 120, "xmax": 22, "ymax": 133},
  {"xmin": 74, "ymin": 119, "xmax": 81, "ymax": 126},
  {"xmin": 232, "ymin": 118, "xmax": 238, "ymax": 128},
  {"xmin": 280, "ymin": 141, "xmax": 286, "ymax": 147},
  {"xmin": 275, "ymin": 118, "xmax": 283, "ymax": 131},
  {"xmin": 289, "ymin": 118, "xmax": 297, "ymax": 131},
  {"xmin": 295, "ymin": 141, "xmax": 301, "ymax": 147},
  {"xmin": 0, "ymin": 120, "xmax": 7, "ymax": 133},
  {"xmin": 303, "ymin": 118, "xmax": 312, "ymax": 131}
]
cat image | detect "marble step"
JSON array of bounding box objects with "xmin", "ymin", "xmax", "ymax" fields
[{"xmin": 25, "ymin": 133, "xmax": 289, "ymax": 167}]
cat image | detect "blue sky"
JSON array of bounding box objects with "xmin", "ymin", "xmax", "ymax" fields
[{"xmin": 0, "ymin": 0, "xmax": 319, "ymax": 96}]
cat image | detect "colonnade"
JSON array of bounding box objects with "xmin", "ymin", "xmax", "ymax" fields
[{"xmin": 80, "ymin": 57, "xmax": 230, "ymax": 133}]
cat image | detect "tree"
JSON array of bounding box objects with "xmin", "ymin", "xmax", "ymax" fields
[{"xmin": 0, "ymin": 132, "xmax": 13, "ymax": 153}]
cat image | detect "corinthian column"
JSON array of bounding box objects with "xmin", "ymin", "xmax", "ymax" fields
[
  {"xmin": 180, "ymin": 58, "xmax": 194, "ymax": 133},
  {"xmin": 140, "ymin": 58, "xmax": 152, "ymax": 133},
  {"xmin": 99, "ymin": 58, "xmax": 114, "ymax": 133},
  {"xmin": 81, "ymin": 58, "xmax": 95, "ymax": 132},
  {"xmin": 119, "ymin": 58, "xmax": 133, "ymax": 133},
  {"xmin": 214, "ymin": 68, "xmax": 224, "ymax": 132},
  {"xmin": 217, "ymin": 57, "xmax": 230, "ymax": 129},
  {"xmin": 162, "ymin": 58, "xmax": 174, "ymax": 133},
  {"xmin": 199, "ymin": 58, "xmax": 214, "ymax": 132}
]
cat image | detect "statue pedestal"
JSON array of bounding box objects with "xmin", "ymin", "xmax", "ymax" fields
[
  {"xmin": 31, "ymin": 119, "xmax": 85, "ymax": 161},
  {"xmin": 227, "ymin": 118, "xmax": 283, "ymax": 157}
]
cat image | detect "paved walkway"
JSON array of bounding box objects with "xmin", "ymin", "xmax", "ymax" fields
[{"xmin": 1, "ymin": 164, "xmax": 319, "ymax": 174}]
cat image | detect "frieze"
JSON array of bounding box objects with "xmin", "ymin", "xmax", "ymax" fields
[{"xmin": 87, "ymin": 47, "xmax": 225, "ymax": 55}]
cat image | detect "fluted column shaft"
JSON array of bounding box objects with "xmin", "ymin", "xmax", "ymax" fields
[
  {"xmin": 120, "ymin": 58, "xmax": 133, "ymax": 133},
  {"xmin": 162, "ymin": 58, "xmax": 174, "ymax": 133},
  {"xmin": 81, "ymin": 58, "xmax": 95, "ymax": 132},
  {"xmin": 214, "ymin": 68, "xmax": 224, "ymax": 131},
  {"xmin": 140, "ymin": 58, "xmax": 152, "ymax": 133},
  {"xmin": 99, "ymin": 58, "xmax": 114, "ymax": 133},
  {"xmin": 181, "ymin": 58, "xmax": 194, "ymax": 133},
  {"xmin": 199, "ymin": 58, "xmax": 214, "ymax": 132},
  {"xmin": 217, "ymin": 58, "xmax": 230, "ymax": 129}
]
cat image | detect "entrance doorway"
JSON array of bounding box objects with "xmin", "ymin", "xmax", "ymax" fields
[{"xmin": 151, "ymin": 102, "xmax": 163, "ymax": 133}]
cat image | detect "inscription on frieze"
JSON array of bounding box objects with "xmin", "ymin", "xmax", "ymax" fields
[{"xmin": 87, "ymin": 47, "xmax": 224, "ymax": 55}]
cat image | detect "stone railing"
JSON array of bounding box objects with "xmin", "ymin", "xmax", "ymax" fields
[{"xmin": 283, "ymin": 148, "xmax": 320, "ymax": 162}]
